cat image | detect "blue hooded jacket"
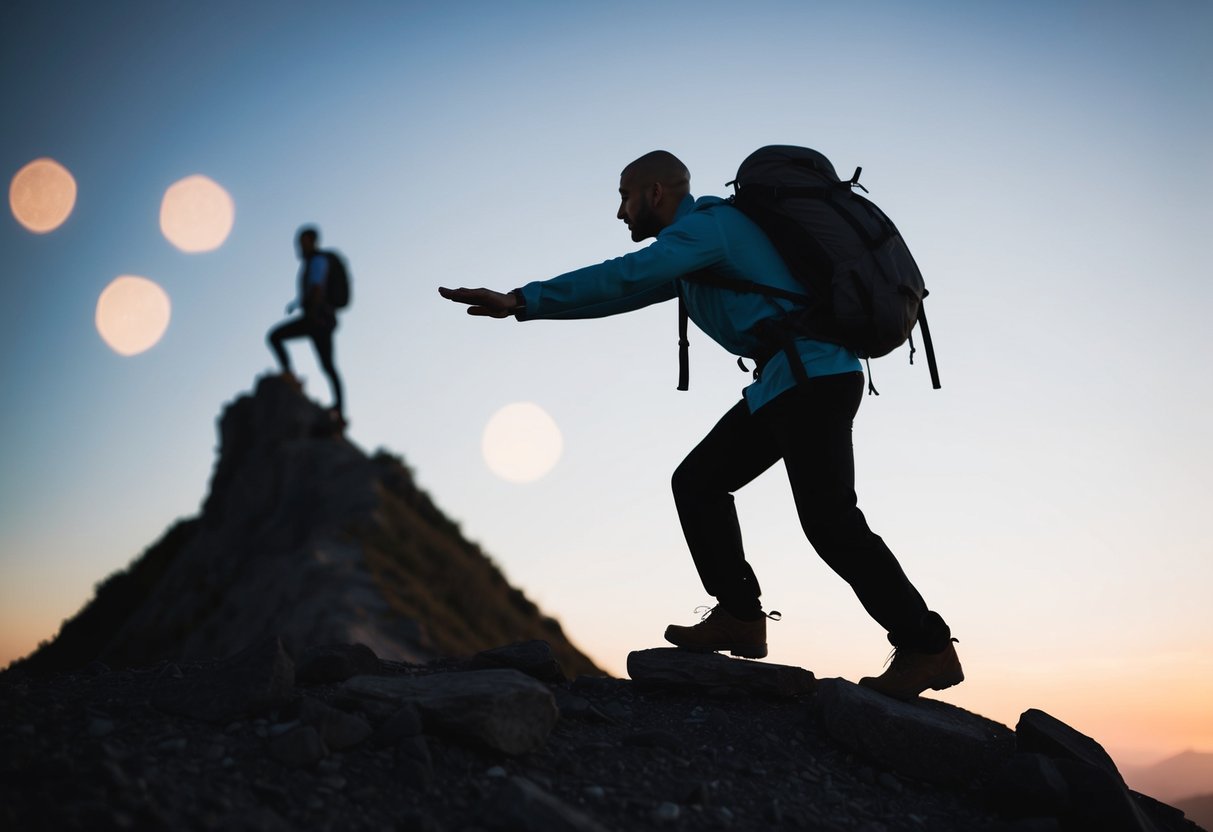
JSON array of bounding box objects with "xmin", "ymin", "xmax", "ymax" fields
[{"xmin": 516, "ymin": 194, "xmax": 860, "ymax": 411}]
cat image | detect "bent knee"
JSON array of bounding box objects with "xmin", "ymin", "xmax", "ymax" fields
[{"xmin": 671, "ymin": 461, "xmax": 699, "ymax": 498}]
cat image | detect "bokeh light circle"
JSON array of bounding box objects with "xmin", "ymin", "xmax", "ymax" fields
[
  {"xmin": 9, "ymin": 157, "xmax": 77, "ymax": 233},
  {"xmin": 159, "ymin": 174, "xmax": 234, "ymax": 253},
  {"xmin": 95, "ymin": 275, "xmax": 172, "ymax": 356},
  {"xmin": 482, "ymin": 402, "xmax": 564, "ymax": 483}
]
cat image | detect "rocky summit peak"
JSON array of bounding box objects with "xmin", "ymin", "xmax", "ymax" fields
[{"xmin": 16, "ymin": 375, "xmax": 600, "ymax": 677}]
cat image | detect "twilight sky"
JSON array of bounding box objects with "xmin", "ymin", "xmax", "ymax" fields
[{"xmin": 3, "ymin": 0, "xmax": 1210, "ymax": 768}]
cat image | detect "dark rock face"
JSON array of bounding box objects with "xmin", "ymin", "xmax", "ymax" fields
[
  {"xmin": 1007, "ymin": 709, "xmax": 1201, "ymax": 832},
  {"xmin": 2, "ymin": 640, "xmax": 1205, "ymax": 832},
  {"xmin": 151, "ymin": 635, "xmax": 295, "ymax": 723},
  {"xmin": 296, "ymin": 643, "xmax": 381, "ymax": 684},
  {"xmin": 341, "ymin": 668, "xmax": 559, "ymax": 756},
  {"xmin": 471, "ymin": 640, "xmax": 567, "ymax": 684},
  {"xmin": 3, "ymin": 381, "xmax": 1204, "ymax": 831},
  {"xmin": 812, "ymin": 677, "xmax": 1016, "ymax": 788},
  {"xmin": 627, "ymin": 647, "xmax": 816, "ymax": 697},
  {"xmin": 14, "ymin": 376, "xmax": 600, "ymax": 678}
]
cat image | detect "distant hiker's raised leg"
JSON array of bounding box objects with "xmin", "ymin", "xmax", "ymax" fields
[
  {"xmin": 268, "ymin": 316, "xmax": 311, "ymax": 375},
  {"xmin": 309, "ymin": 322, "xmax": 344, "ymax": 419},
  {"xmin": 765, "ymin": 372, "xmax": 956, "ymax": 658},
  {"xmin": 671, "ymin": 399, "xmax": 779, "ymax": 620}
]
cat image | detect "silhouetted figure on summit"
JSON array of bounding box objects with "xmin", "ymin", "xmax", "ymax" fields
[
  {"xmin": 440, "ymin": 150, "xmax": 962, "ymax": 700},
  {"xmin": 268, "ymin": 226, "xmax": 349, "ymax": 429}
]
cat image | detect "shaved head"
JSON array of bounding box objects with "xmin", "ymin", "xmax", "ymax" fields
[
  {"xmin": 617, "ymin": 151, "xmax": 691, "ymax": 242},
  {"xmin": 621, "ymin": 150, "xmax": 690, "ymax": 196}
]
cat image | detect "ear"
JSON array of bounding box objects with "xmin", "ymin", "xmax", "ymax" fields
[{"xmin": 648, "ymin": 181, "xmax": 665, "ymax": 206}]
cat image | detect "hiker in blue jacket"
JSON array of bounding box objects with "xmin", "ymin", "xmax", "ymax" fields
[
  {"xmin": 268, "ymin": 226, "xmax": 345, "ymax": 426},
  {"xmin": 439, "ymin": 151, "xmax": 961, "ymax": 699}
]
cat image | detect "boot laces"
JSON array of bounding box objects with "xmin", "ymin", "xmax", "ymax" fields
[
  {"xmin": 692, "ymin": 605, "xmax": 782, "ymax": 622},
  {"xmin": 882, "ymin": 636, "xmax": 960, "ymax": 668}
]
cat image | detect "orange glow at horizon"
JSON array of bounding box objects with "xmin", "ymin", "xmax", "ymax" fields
[
  {"xmin": 159, "ymin": 174, "xmax": 234, "ymax": 253},
  {"xmin": 95, "ymin": 275, "xmax": 172, "ymax": 356},
  {"xmin": 9, "ymin": 157, "xmax": 77, "ymax": 233}
]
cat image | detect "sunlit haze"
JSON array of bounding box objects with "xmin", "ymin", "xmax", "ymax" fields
[{"xmin": 2, "ymin": 1, "xmax": 1210, "ymax": 771}]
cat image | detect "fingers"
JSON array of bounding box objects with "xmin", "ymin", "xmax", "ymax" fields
[
  {"xmin": 466, "ymin": 305, "xmax": 510, "ymax": 318},
  {"xmin": 438, "ymin": 286, "xmax": 486, "ymax": 305},
  {"xmin": 439, "ymin": 286, "xmax": 515, "ymax": 318}
]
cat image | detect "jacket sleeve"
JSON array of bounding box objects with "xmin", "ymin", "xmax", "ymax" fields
[{"xmin": 516, "ymin": 211, "xmax": 725, "ymax": 320}]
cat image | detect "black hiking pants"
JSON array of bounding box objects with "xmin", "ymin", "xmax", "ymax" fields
[
  {"xmin": 268, "ymin": 311, "xmax": 344, "ymax": 416},
  {"xmin": 671, "ymin": 370, "xmax": 949, "ymax": 651}
]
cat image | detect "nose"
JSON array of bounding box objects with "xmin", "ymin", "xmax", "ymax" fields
[{"xmin": 617, "ymin": 201, "xmax": 627, "ymax": 221}]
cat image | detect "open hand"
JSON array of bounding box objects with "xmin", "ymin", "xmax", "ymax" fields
[{"xmin": 438, "ymin": 286, "xmax": 518, "ymax": 318}]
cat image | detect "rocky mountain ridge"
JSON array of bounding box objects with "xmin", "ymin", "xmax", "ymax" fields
[
  {"xmin": 15, "ymin": 375, "xmax": 598, "ymax": 678},
  {"xmin": 2, "ymin": 637, "xmax": 1205, "ymax": 831},
  {"xmin": 3, "ymin": 377, "xmax": 1206, "ymax": 831}
]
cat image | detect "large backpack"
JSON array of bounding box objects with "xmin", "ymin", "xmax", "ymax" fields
[
  {"xmin": 323, "ymin": 250, "xmax": 351, "ymax": 309},
  {"xmin": 679, "ymin": 145, "xmax": 939, "ymax": 393}
]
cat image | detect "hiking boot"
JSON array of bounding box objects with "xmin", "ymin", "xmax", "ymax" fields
[
  {"xmin": 663, "ymin": 606, "xmax": 774, "ymax": 659},
  {"xmin": 858, "ymin": 639, "xmax": 964, "ymax": 700}
]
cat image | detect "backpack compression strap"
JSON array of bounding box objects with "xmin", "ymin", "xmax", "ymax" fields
[
  {"xmin": 677, "ymin": 277, "xmax": 814, "ymax": 391},
  {"xmin": 917, "ymin": 300, "xmax": 942, "ymax": 390},
  {"xmin": 677, "ymin": 295, "xmax": 690, "ymax": 391}
]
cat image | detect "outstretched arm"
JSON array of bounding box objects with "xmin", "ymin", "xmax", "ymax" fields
[{"xmin": 438, "ymin": 286, "xmax": 521, "ymax": 318}]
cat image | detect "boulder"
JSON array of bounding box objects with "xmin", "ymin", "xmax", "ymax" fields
[
  {"xmin": 152, "ymin": 635, "xmax": 294, "ymax": 723},
  {"xmin": 1012, "ymin": 709, "xmax": 1195, "ymax": 831},
  {"xmin": 1015, "ymin": 709, "xmax": 1122, "ymax": 780},
  {"xmin": 295, "ymin": 643, "xmax": 381, "ymax": 683},
  {"xmin": 471, "ymin": 640, "xmax": 566, "ymax": 684},
  {"xmin": 341, "ymin": 669, "xmax": 557, "ymax": 755},
  {"xmin": 626, "ymin": 648, "xmax": 816, "ymax": 697},
  {"xmin": 985, "ymin": 752, "xmax": 1071, "ymax": 818},
  {"xmin": 812, "ymin": 677, "xmax": 1014, "ymax": 787},
  {"xmin": 298, "ymin": 697, "xmax": 372, "ymax": 751}
]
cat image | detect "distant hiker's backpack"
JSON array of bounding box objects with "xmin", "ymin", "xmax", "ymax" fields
[
  {"xmin": 323, "ymin": 251, "xmax": 351, "ymax": 309},
  {"xmin": 679, "ymin": 145, "xmax": 939, "ymax": 393}
]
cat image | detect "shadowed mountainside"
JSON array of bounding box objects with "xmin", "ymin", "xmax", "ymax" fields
[{"xmin": 14, "ymin": 375, "xmax": 600, "ymax": 678}]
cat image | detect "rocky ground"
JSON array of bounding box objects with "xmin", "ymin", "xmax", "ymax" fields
[{"xmin": 0, "ymin": 639, "xmax": 1200, "ymax": 832}]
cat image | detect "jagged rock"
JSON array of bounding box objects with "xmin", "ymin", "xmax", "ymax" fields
[
  {"xmin": 985, "ymin": 752, "xmax": 1071, "ymax": 818},
  {"xmin": 471, "ymin": 640, "xmax": 566, "ymax": 684},
  {"xmin": 488, "ymin": 776, "xmax": 612, "ymax": 832},
  {"xmin": 1016, "ymin": 708, "xmax": 1122, "ymax": 781},
  {"xmin": 296, "ymin": 643, "xmax": 381, "ymax": 683},
  {"xmin": 812, "ymin": 677, "xmax": 1014, "ymax": 787},
  {"xmin": 341, "ymin": 669, "xmax": 558, "ymax": 755},
  {"xmin": 626, "ymin": 648, "xmax": 816, "ymax": 697},
  {"xmin": 1012, "ymin": 710, "xmax": 1197, "ymax": 831},
  {"xmin": 298, "ymin": 697, "xmax": 372, "ymax": 751},
  {"xmin": 1054, "ymin": 757, "xmax": 1161, "ymax": 832},
  {"xmin": 151, "ymin": 636, "xmax": 294, "ymax": 723}
]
